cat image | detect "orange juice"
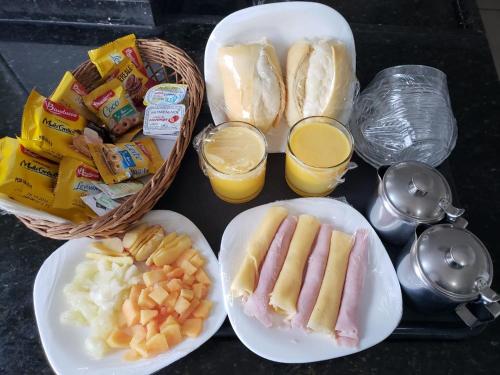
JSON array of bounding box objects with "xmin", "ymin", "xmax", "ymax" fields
[
  {"xmin": 285, "ymin": 117, "xmax": 353, "ymax": 196},
  {"xmin": 201, "ymin": 122, "xmax": 267, "ymax": 203}
]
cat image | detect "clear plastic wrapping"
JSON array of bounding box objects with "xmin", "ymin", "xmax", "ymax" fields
[{"xmin": 349, "ymin": 65, "xmax": 457, "ymax": 168}]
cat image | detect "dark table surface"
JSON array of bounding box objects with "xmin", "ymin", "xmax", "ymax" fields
[{"xmin": 1, "ymin": 1, "xmax": 500, "ymax": 374}]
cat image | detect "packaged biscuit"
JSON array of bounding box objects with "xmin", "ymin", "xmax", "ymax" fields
[
  {"xmin": 21, "ymin": 90, "xmax": 93, "ymax": 164},
  {"xmin": 53, "ymin": 157, "xmax": 101, "ymax": 218},
  {"xmin": 105, "ymin": 56, "xmax": 156, "ymax": 106},
  {"xmin": 88, "ymin": 137, "xmax": 163, "ymax": 184},
  {"xmin": 88, "ymin": 34, "xmax": 149, "ymax": 78},
  {"xmin": 51, "ymin": 71, "xmax": 100, "ymax": 123},
  {"xmin": 84, "ymin": 79, "xmax": 142, "ymax": 137},
  {"xmin": 0, "ymin": 137, "xmax": 89, "ymax": 223}
]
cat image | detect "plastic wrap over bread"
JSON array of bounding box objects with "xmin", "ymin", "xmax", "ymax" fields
[
  {"xmin": 217, "ymin": 40, "xmax": 286, "ymax": 134},
  {"xmin": 286, "ymin": 39, "xmax": 358, "ymax": 127}
]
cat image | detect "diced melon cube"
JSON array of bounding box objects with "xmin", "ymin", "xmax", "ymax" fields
[
  {"xmin": 140, "ymin": 309, "xmax": 158, "ymax": 325},
  {"xmin": 130, "ymin": 325, "xmax": 146, "ymax": 347},
  {"xmin": 183, "ymin": 274, "xmax": 195, "ymax": 286},
  {"xmin": 131, "ymin": 340, "xmax": 149, "ymax": 358},
  {"xmin": 181, "ymin": 318, "xmax": 203, "ymax": 338},
  {"xmin": 106, "ymin": 329, "xmax": 131, "ymax": 348},
  {"xmin": 193, "ymin": 300, "xmax": 213, "ymax": 319},
  {"xmin": 123, "ymin": 349, "xmax": 141, "ymax": 361},
  {"xmin": 180, "ymin": 260, "xmax": 198, "ymax": 276},
  {"xmin": 118, "ymin": 312, "xmax": 128, "ymax": 328},
  {"xmin": 129, "ymin": 285, "xmax": 144, "ymax": 303},
  {"xmin": 162, "ymin": 265, "xmax": 173, "ymax": 273},
  {"xmin": 122, "ymin": 299, "xmax": 140, "ymax": 327},
  {"xmin": 166, "ymin": 279, "xmax": 182, "ymax": 292},
  {"xmin": 174, "ymin": 248, "xmax": 197, "ymax": 267},
  {"xmin": 138, "ymin": 289, "xmax": 156, "ymax": 309},
  {"xmin": 195, "ymin": 269, "xmax": 211, "ymax": 285},
  {"xmin": 159, "ymin": 315, "xmax": 178, "ymax": 332},
  {"xmin": 163, "ymin": 324, "xmax": 183, "ymax": 347},
  {"xmin": 143, "ymin": 270, "xmax": 167, "ymax": 287},
  {"xmin": 193, "ymin": 283, "xmax": 209, "ymax": 300},
  {"xmin": 190, "ymin": 254, "xmax": 205, "ymax": 268},
  {"xmin": 149, "ymin": 286, "xmax": 168, "ymax": 305},
  {"xmin": 174, "ymin": 296, "xmax": 190, "ymax": 315},
  {"xmin": 146, "ymin": 320, "xmax": 159, "ymax": 340},
  {"xmin": 167, "ymin": 268, "xmax": 184, "ymax": 279},
  {"xmin": 178, "ymin": 299, "xmax": 200, "ymax": 323},
  {"xmin": 146, "ymin": 333, "xmax": 169, "ymax": 353},
  {"xmin": 180, "ymin": 289, "xmax": 194, "ymax": 301},
  {"xmin": 165, "ymin": 290, "xmax": 179, "ymax": 308}
]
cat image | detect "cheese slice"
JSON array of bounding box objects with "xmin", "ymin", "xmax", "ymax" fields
[{"xmin": 307, "ymin": 230, "xmax": 354, "ymax": 333}]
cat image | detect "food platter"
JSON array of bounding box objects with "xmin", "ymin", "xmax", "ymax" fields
[
  {"xmin": 219, "ymin": 198, "xmax": 402, "ymax": 363},
  {"xmin": 33, "ymin": 210, "xmax": 226, "ymax": 375}
]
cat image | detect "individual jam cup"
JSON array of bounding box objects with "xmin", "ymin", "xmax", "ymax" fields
[
  {"xmin": 193, "ymin": 121, "xmax": 268, "ymax": 203},
  {"xmin": 285, "ymin": 116, "xmax": 354, "ymax": 197}
]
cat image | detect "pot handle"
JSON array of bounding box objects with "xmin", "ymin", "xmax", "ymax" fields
[
  {"xmin": 455, "ymin": 301, "xmax": 500, "ymax": 328},
  {"xmin": 439, "ymin": 198, "xmax": 465, "ymax": 222}
]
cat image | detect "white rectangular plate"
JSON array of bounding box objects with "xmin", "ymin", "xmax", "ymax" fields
[{"xmin": 219, "ymin": 197, "xmax": 402, "ymax": 363}]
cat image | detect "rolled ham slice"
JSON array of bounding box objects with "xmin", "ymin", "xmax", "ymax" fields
[
  {"xmin": 244, "ymin": 216, "xmax": 297, "ymax": 327},
  {"xmin": 335, "ymin": 229, "xmax": 369, "ymax": 347},
  {"xmin": 291, "ymin": 223, "xmax": 332, "ymax": 329}
]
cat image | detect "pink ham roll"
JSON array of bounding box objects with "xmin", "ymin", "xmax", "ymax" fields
[
  {"xmin": 335, "ymin": 229, "xmax": 369, "ymax": 347},
  {"xmin": 244, "ymin": 216, "xmax": 298, "ymax": 327},
  {"xmin": 291, "ymin": 223, "xmax": 332, "ymax": 329}
]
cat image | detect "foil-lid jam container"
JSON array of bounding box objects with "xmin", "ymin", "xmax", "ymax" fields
[{"xmin": 143, "ymin": 83, "xmax": 188, "ymax": 106}]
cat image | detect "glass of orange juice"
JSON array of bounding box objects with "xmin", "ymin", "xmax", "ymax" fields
[
  {"xmin": 285, "ymin": 116, "xmax": 354, "ymax": 197},
  {"xmin": 195, "ymin": 121, "xmax": 267, "ymax": 203}
]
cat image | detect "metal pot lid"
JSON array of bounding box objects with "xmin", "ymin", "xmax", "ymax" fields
[
  {"xmin": 413, "ymin": 224, "xmax": 493, "ymax": 301},
  {"xmin": 382, "ymin": 161, "xmax": 451, "ymax": 222}
]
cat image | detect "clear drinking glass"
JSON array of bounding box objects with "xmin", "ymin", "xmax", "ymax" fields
[
  {"xmin": 285, "ymin": 116, "xmax": 354, "ymax": 197},
  {"xmin": 195, "ymin": 121, "xmax": 267, "ymax": 204}
]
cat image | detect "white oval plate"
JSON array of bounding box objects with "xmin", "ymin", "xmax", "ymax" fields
[
  {"xmin": 204, "ymin": 2, "xmax": 356, "ymax": 153},
  {"xmin": 34, "ymin": 210, "xmax": 226, "ymax": 375},
  {"xmin": 219, "ymin": 197, "xmax": 402, "ymax": 363}
]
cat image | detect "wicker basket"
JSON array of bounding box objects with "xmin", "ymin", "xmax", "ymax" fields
[{"xmin": 16, "ymin": 38, "xmax": 204, "ymax": 239}]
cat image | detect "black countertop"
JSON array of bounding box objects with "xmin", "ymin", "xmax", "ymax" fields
[{"xmin": 0, "ymin": 1, "xmax": 499, "ymax": 374}]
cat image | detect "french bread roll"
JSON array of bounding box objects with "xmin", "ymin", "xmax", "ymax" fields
[
  {"xmin": 218, "ymin": 41, "xmax": 286, "ymax": 133},
  {"xmin": 286, "ymin": 40, "xmax": 353, "ymax": 126}
]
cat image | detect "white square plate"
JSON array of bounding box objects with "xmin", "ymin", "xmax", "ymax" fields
[
  {"xmin": 219, "ymin": 197, "xmax": 402, "ymax": 363},
  {"xmin": 34, "ymin": 210, "xmax": 226, "ymax": 375},
  {"xmin": 204, "ymin": 2, "xmax": 356, "ymax": 152}
]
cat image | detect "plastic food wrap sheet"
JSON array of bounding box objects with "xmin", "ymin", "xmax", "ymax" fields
[
  {"xmin": 33, "ymin": 210, "xmax": 227, "ymax": 375},
  {"xmin": 219, "ymin": 197, "xmax": 402, "ymax": 363},
  {"xmin": 349, "ymin": 65, "xmax": 457, "ymax": 168},
  {"xmin": 204, "ymin": 1, "xmax": 359, "ymax": 153}
]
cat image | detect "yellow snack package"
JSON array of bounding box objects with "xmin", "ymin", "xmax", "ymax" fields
[
  {"xmin": 21, "ymin": 90, "xmax": 93, "ymax": 164},
  {"xmin": 0, "ymin": 137, "xmax": 89, "ymax": 223},
  {"xmin": 50, "ymin": 71, "xmax": 100, "ymax": 123},
  {"xmin": 88, "ymin": 137, "xmax": 163, "ymax": 184},
  {"xmin": 88, "ymin": 34, "xmax": 149, "ymax": 77},
  {"xmin": 53, "ymin": 157, "xmax": 101, "ymax": 218},
  {"xmin": 104, "ymin": 56, "xmax": 156, "ymax": 106},
  {"xmin": 84, "ymin": 79, "xmax": 142, "ymax": 137}
]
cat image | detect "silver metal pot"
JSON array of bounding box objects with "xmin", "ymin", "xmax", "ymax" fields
[
  {"xmin": 397, "ymin": 221, "xmax": 500, "ymax": 327},
  {"xmin": 367, "ymin": 161, "xmax": 464, "ymax": 245}
]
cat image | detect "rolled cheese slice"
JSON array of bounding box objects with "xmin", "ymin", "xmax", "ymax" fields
[
  {"xmin": 218, "ymin": 41, "xmax": 286, "ymax": 133},
  {"xmin": 335, "ymin": 229, "xmax": 369, "ymax": 347},
  {"xmin": 307, "ymin": 230, "xmax": 354, "ymax": 333},
  {"xmin": 244, "ymin": 216, "xmax": 298, "ymax": 327},
  {"xmin": 270, "ymin": 214, "xmax": 320, "ymax": 316},
  {"xmin": 230, "ymin": 206, "xmax": 288, "ymax": 297},
  {"xmin": 286, "ymin": 40, "xmax": 353, "ymax": 127},
  {"xmin": 291, "ymin": 223, "xmax": 332, "ymax": 329}
]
